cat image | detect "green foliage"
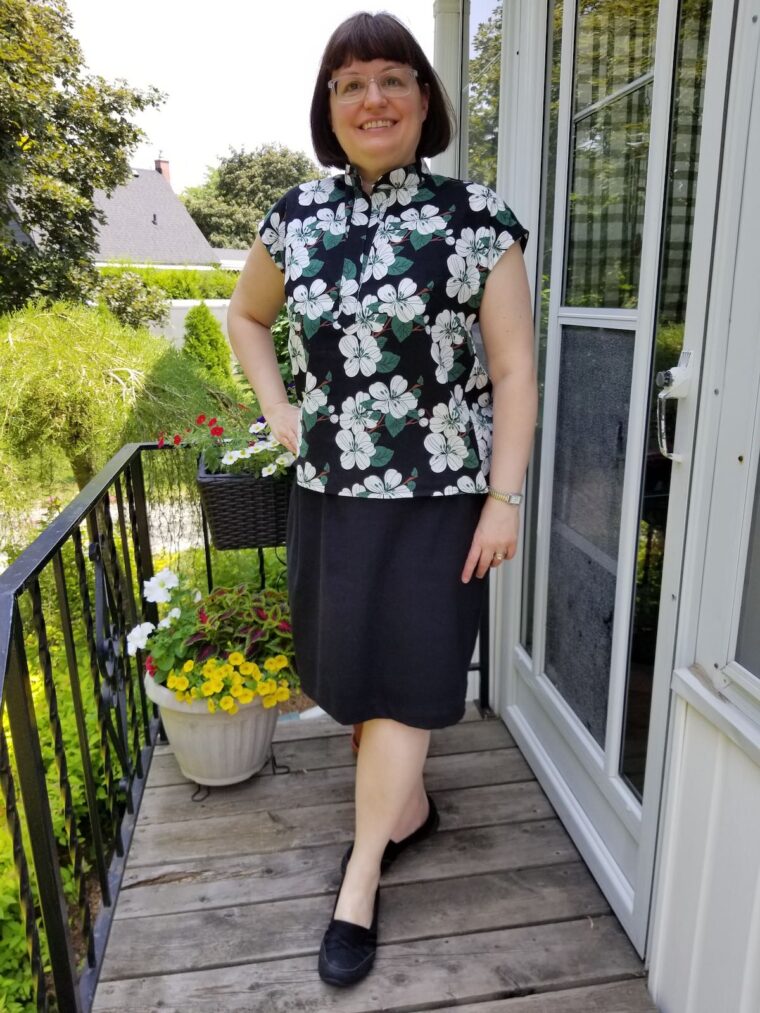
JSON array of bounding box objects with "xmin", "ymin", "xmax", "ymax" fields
[
  {"xmin": 98, "ymin": 265, "xmax": 239, "ymax": 300},
  {"xmin": 97, "ymin": 271, "xmax": 169, "ymax": 329},
  {"xmin": 183, "ymin": 303, "xmax": 233, "ymax": 385},
  {"xmin": 467, "ymin": 4, "xmax": 502, "ymax": 190},
  {"xmin": 0, "ymin": 0, "xmax": 164, "ymax": 312},
  {"xmin": 181, "ymin": 144, "xmax": 321, "ymax": 249},
  {"xmin": 0, "ymin": 302, "xmax": 246, "ymax": 490}
]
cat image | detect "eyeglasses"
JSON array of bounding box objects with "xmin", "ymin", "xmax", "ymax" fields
[{"xmin": 327, "ymin": 67, "xmax": 419, "ymax": 104}]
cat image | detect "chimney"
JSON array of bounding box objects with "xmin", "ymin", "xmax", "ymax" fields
[{"xmin": 155, "ymin": 156, "xmax": 171, "ymax": 189}]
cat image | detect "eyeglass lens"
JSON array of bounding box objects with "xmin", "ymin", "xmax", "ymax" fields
[{"xmin": 331, "ymin": 69, "xmax": 415, "ymax": 103}]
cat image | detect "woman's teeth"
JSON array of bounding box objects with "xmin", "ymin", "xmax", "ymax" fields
[{"xmin": 361, "ymin": 120, "xmax": 394, "ymax": 130}]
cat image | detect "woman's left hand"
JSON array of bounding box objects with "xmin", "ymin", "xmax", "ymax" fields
[{"xmin": 461, "ymin": 497, "xmax": 520, "ymax": 582}]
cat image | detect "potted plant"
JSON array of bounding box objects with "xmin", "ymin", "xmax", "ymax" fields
[
  {"xmin": 159, "ymin": 410, "xmax": 296, "ymax": 550},
  {"xmin": 127, "ymin": 568, "xmax": 299, "ymax": 785}
]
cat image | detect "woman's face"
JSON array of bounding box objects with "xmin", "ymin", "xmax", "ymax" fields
[{"xmin": 328, "ymin": 57, "xmax": 429, "ymax": 182}]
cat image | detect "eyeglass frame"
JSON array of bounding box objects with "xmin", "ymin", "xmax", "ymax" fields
[{"xmin": 327, "ymin": 67, "xmax": 420, "ymax": 104}]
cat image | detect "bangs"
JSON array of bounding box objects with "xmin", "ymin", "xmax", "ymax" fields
[{"xmin": 322, "ymin": 14, "xmax": 419, "ymax": 73}]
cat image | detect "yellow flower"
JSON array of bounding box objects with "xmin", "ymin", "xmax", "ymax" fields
[
  {"xmin": 174, "ymin": 675, "xmax": 189, "ymax": 691},
  {"xmin": 275, "ymin": 686, "xmax": 290, "ymax": 702},
  {"xmin": 218, "ymin": 664, "xmax": 234, "ymax": 679},
  {"xmin": 182, "ymin": 659, "xmax": 194, "ymax": 673},
  {"xmin": 238, "ymin": 689, "xmax": 254, "ymax": 704},
  {"xmin": 265, "ymin": 678, "xmax": 279, "ymax": 695},
  {"xmin": 166, "ymin": 673, "xmax": 178, "ymax": 690},
  {"xmin": 230, "ymin": 684, "xmax": 243, "ymax": 698},
  {"xmin": 278, "ymin": 679, "xmax": 289, "ymax": 688},
  {"xmin": 219, "ymin": 695, "xmax": 235, "ymax": 711},
  {"xmin": 201, "ymin": 681, "xmax": 217, "ymax": 697},
  {"xmin": 190, "ymin": 687, "xmax": 200, "ymax": 698},
  {"xmin": 228, "ymin": 652, "xmax": 245, "ymax": 667},
  {"xmin": 207, "ymin": 699, "xmax": 217, "ymax": 713},
  {"xmin": 202, "ymin": 659, "xmax": 218, "ymax": 676},
  {"xmin": 239, "ymin": 661, "xmax": 256, "ymax": 676},
  {"xmin": 261, "ymin": 694, "xmax": 278, "ymax": 709},
  {"xmin": 264, "ymin": 654, "xmax": 289, "ymax": 673}
]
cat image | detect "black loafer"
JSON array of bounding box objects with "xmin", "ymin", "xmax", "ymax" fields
[
  {"xmin": 318, "ymin": 869, "xmax": 380, "ymax": 986},
  {"xmin": 340, "ymin": 791, "xmax": 439, "ymax": 876}
]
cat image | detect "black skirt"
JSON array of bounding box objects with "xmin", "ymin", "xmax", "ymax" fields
[{"xmin": 286, "ymin": 484, "xmax": 488, "ymax": 729}]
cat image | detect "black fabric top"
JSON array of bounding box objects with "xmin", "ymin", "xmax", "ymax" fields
[{"xmin": 259, "ymin": 160, "xmax": 529, "ymax": 498}]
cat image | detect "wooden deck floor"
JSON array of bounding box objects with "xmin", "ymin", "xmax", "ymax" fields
[{"xmin": 93, "ymin": 705, "xmax": 657, "ymax": 1012}]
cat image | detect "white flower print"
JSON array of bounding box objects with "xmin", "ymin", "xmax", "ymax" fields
[
  {"xmin": 260, "ymin": 212, "xmax": 285, "ymax": 257},
  {"xmin": 345, "ymin": 294, "xmax": 382, "ymax": 340},
  {"xmin": 400, "ymin": 204, "xmax": 446, "ymax": 235},
  {"xmin": 466, "ymin": 182, "xmax": 501, "ymax": 216},
  {"xmin": 470, "ymin": 396, "xmax": 493, "ymax": 464},
  {"xmin": 336, "ymin": 429, "xmax": 375, "ymax": 470},
  {"xmin": 431, "ymin": 309, "xmax": 470, "ymax": 347},
  {"xmin": 351, "ymin": 197, "xmax": 369, "ymax": 226},
  {"xmin": 302, "ymin": 372, "xmax": 328, "ymax": 414},
  {"xmin": 336, "ymin": 275, "xmax": 359, "ymax": 316},
  {"xmin": 377, "ymin": 278, "xmax": 425, "ymax": 322},
  {"xmin": 338, "ymin": 333, "xmax": 382, "ymax": 377},
  {"xmin": 362, "ymin": 470, "xmax": 413, "ymax": 498},
  {"xmin": 292, "ymin": 279, "xmax": 332, "ymax": 320},
  {"xmin": 431, "ymin": 339, "xmax": 455, "ymax": 383},
  {"xmin": 424, "ymin": 432, "xmax": 469, "ymax": 472},
  {"xmin": 369, "ymin": 375, "xmax": 417, "ymax": 419},
  {"xmin": 286, "ymin": 216, "xmax": 319, "ymax": 245},
  {"xmin": 339, "ymin": 391, "xmax": 374, "ymax": 434},
  {"xmin": 446, "ymin": 255, "xmax": 481, "ymax": 303},
  {"xmin": 285, "ymin": 243, "xmax": 310, "ymax": 282},
  {"xmin": 316, "ymin": 204, "xmax": 347, "ymax": 235},
  {"xmin": 361, "ymin": 238, "xmax": 395, "ymax": 282},
  {"xmin": 429, "ymin": 388, "xmax": 469, "ymax": 437},
  {"xmin": 298, "ymin": 178, "xmax": 335, "ymax": 206},
  {"xmin": 288, "ymin": 328, "xmax": 307, "ymax": 375},
  {"xmin": 487, "ymin": 229, "xmax": 517, "ymax": 268},
  {"xmin": 465, "ymin": 357, "xmax": 489, "ymax": 391},
  {"xmin": 297, "ymin": 461, "xmax": 326, "ymax": 491},
  {"xmin": 383, "ymin": 168, "xmax": 420, "ymax": 207}
]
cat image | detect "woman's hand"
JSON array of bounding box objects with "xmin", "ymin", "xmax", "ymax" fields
[
  {"xmin": 266, "ymin": 401, "xmax": 300, "ymax": 457},
  {"xmin": 461, "ymin": 497, "xmax": 520, "ymax": 582}
]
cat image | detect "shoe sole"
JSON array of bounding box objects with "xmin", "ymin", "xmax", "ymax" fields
[{"xmin": 318, "ymin": 942, "xmax": 376, "ymax": 986}]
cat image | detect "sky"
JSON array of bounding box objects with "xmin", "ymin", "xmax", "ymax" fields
[{"xmin": 66, "ymin": 1, "xmax": 435, "ymax": 195}]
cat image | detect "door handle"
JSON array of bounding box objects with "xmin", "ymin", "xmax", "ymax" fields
[{"xmin": 655, "ymin": 350, "xmax": 692, "ymax": 463}]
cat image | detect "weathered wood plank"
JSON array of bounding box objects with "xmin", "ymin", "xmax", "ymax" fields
[
  {"xmin": 423, "ymin": 978, "xmax": 658, "ymax": 1012},
  {"xmin": 126, "ymin": 781, "xmax": 554, "ymax": 867},
  {"xmin": 115, "ymin": 819, "xmax": 575, "ymax": 919},
  {"xmin": 93, "ymin": 915, "xmax": 644, "ymax": 1012},
  {"xmin": 136, "ymin": 747, "xmax": 531, "ymax": 826},
  {"xmin": 146, "ymin": 717, "xmax": 515, "ymax": 787},
  {"xmin": 101, "ymin": 863, "xmax": 608, "ymax": 981}
]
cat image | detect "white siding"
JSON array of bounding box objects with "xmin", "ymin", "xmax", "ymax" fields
[{"xmin": 648, "ymin": 695, "xmax": 760, "ymax": 1013}]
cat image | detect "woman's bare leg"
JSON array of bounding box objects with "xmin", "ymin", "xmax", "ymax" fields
[{"xmin": 333, "ymin": 717, "xmax": 431, "ymax": 927}]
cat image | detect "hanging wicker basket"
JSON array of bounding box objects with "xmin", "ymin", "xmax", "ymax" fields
[{"xmin": 196, "ymin": 454, "xmax": 293, "ymax": 550}]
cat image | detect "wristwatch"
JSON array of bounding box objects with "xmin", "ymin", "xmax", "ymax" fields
[{"xmin": 487, "ymin": 486, "xmax": 523, "ymax": 505}]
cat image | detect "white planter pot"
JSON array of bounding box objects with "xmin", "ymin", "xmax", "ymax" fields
[{"xmin": 144, "ymin": 675, "xmax": 279, "ymax": 786}]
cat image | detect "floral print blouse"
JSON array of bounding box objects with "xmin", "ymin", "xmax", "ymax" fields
[{"xmin": 258, "ymin": 160, "xmax": 529, "ymax": 498}]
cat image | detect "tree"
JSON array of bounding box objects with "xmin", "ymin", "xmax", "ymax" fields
[
  {"xmin": 182, "ymin": 144, "xmax": 321, "ymax": 249},
  {"xmin": 0, "ymin": 0, "xmax": 163, "ymax": 312},
  {"xmin": 467, "ymin": 4, "xmax": 502, "ymax": 190},
  {"xmin": 183, "ymin": 303, "xmax": 233, "ymax": 386}
]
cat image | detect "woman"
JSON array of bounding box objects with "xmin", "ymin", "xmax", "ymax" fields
[{"xmin": 227, "ymin": 12, "xmax": 536, "ymax": 987}]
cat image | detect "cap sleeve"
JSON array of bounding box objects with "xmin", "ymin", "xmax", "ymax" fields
[
  {"xmin": 258, "ymin": 194, "xmax": 288, "ymax": 274},
  {"xmin": 465, "ymin": 181, "xmax": 529, "ymax": 266}
]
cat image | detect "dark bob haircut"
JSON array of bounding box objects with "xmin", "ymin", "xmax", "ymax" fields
[{"xmin": 310, "ymin": 12, "xmax": 456, "ymax": 169}]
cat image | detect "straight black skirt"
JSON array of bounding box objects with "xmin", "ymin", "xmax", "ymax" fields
[{"xmin": 286, "ymin": 484, "xmax": 489, "ymax": 729}]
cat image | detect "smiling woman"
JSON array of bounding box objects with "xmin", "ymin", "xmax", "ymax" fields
[{"xmin": 226, "ymin": 9, "xmax": 536, "ymax": 989}]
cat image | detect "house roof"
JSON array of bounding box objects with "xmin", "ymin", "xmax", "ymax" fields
[{"xmin": 93, "ymin": 168, "xmax": 217, "ymax": 266}]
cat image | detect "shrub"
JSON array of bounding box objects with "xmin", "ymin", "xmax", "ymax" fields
[
  {"xmin": 98, "ymin": 266, "xmax": 239, "ymax": 300},
  {"xmin": 97, "ymin": 271, "xmax": 169, "ymax": 329},
  {"xmin": 182, "ymin": 303, "xmax": 233, "ymax": 385}
]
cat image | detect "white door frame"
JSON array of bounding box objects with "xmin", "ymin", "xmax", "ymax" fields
[{"xmin": 492, "ymin": 0, "xmax": 736, "ymax": 957}]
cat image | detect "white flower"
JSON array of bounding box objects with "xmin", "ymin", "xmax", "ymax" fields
[
  {"xmin": 0, "ymin": 551, "xmax": 10, "ymax": 571},
  {"xmin": 298, "ymin": 177, "xmax": 335, "ymax": 205},
  {"xmin": 383, "ymin": 168, "xmax": 419, "ymax": 206},
  {"xmin": 338, "ymin": 333, "xmax": 382, "ymax": 377},
  {"xmin": 221, "ymin": 450, "xmax": 242, "ymax": 466},
  {"xmin": 345, "ymin": 294, "xmax": 382, "ymax": 339},
  {"xmin": 446, "ymin": 255, "xmax": 481, "ymax": 303},
  {"xmin": 362, "ymin": 469, "xmax": 413, "ymax": 498},
  {"xmin": 430, "ymin": 401, "xmax": 467, "ymax": 437},
  {"xmin": 400, "ymin": 204, "xmax": 446, "ymax": 235},
  {"xmin": 465, "ymin": 358, "xmax": 489, "ymax": 391},
  {"xmin": 262, "ymin": 463, "xmax": 277, "ymax": 477},
  {"xmin": 456, "ymin": 476, "xmax": 479, "ymax": 493},
  {"xmin": 361, "ymin": 238, "xmax": 395, "ymax": 282},
  {"xmin": 143, "ymin": 568, "xmax": 178, "ymax": 604},
  {"xmin": 423, "ymin": 432, "xmax": 468, "ymax": 472},
  {"xmin": 335, "ymin": 429, "xmax": 375, "ymax": 470},
  {"xmin": 351, "ymin": 197, "xmax": 370, "ymax": 226},
  {"xmin": 336, "ymin": 275, "xmax": 359, "ymax": 316},
  {"xmin": 431, "ymin": 339, "xmax": 455, "ymax": 383},
  {"xmin": 302, "ymin": 372, "xmax": 328, "ymax": 414},
  {"xmin": 369, "ymin": 375, "xmax": 417, "ymax": 418},
  {"xmin": 339, "ymin": 391, "xmax": 374, "ymax": 434},
  {"xmin": 286, "ymin": 216, "xmax": 318, "ymax": 244},
  {"xmin": 431, "ymin": 309, "xmax": 472, "ymax": 346},
  {"xmin": 248, "ymin": 421, "xmax": 267, "ymax": 434},
  {"xmin": 297, "ymin": 461, "xmax": 325, "ymax": 491},
  {"xmin": 157, "ymin": 607, "xmax": 181, "ymax": 630},
  {"xmin": 467, "ymin": 182, "xmax": 501, "ymax": 215},
  {"xmin": 127, "ymin": 621, "xmax": 155, "ymax": 656},
  {"xmin": 276, "ymin": 452, "xmax": 295, "ymax": 467},
  {"xmin": 316, "ymin": 203, "xmax": 347, "ymax": 235},
  {"xmin": 292, "ymin": 278, "xmax": 332, "ymax": 320},
  {"xmin": 260, "ymin": 212, "xmax": 285, "ymax": 257},
  {"xmin": 288, "ymin": 328, "xmax": 307, "ymax": 375},
  {"xmin": 285, "ymin": 242, "xmax": 310, "ymax": 283},
  {"xmin": 377, "ymin": 278, "xmax": 425, "ymax": 322}
]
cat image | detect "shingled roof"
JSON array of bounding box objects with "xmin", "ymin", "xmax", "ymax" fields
[{"xmin": 93, "ymin": 166, "xmax": 217, "ymax": 266}]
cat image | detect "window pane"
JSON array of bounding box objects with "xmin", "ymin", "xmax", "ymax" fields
[{"xmin": 736, "ymin": 475, "xmax": 760, "ymax": 676}]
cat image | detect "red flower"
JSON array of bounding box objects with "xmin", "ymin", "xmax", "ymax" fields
[
  {"xmin": 157, "ymin": 435, "xmax": 165, "ymax": 448},
  {"xmin": 173, "ymin": 434, "xmax": 182, "ymax": 446},
  {"xmin": 145, "ymin": 655, "xmax": 157, "ymax": 677},
  {"xmin": 208, "ymin": 417, "xmax": 217, "ymax": 426},
  {"xmin": 210, "ymin": 425, "xmax": 224, "ymax": 437},
  {"xmin": 196, "ymin": 413, "xmax": 207, "ymax": 424},
  {"xmin": 278, "ymin": 620, "xmax": 292, "ymax": 632}
]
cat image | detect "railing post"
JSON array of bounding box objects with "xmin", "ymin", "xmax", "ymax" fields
[{"xmin": 5, "ymin": 599, "xmax": 82, "ymax": 1012}]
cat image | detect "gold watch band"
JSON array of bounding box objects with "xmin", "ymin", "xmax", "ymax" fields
[{"xmin": 487, "ymin": 486, "xmax": 523, "ymax": 505}]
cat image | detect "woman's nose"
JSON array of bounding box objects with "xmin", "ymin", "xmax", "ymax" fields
[{"xmin": 363, "ymin": 79, "xmax": 388, "ymax": 106}]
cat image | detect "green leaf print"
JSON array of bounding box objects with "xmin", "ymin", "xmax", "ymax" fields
[
  {"xmin": 342, "ymin": 259, "xmax": 357, "ymax": 280},
  {"xmin": 391, "ymin": 317, "xmax": 413, "ymax": 341},
  {"xmin": 323, "ymin": 230, "xmax": 343, "ymax": 250},
  {"xmin": 371, "ymin": 445, "xmax": 394, "ymax": 467},
  {"xmin": 376, "ymin": 350, "xmax": 401, "ymax": 372},
  {"xmin": 385, "ymin": 412, "xmax": 407, "ymax": 438},
  {"xmin": 414, "ymin": 188, "xmax": 435, "ymax": 202},
  {"xmin": 463, "ymin": 448, "xmax": 479, "ymax": 469},
  {"xmin": 303, "ymin": 315, "xmax": 322, "ymax": 339},
  {"xmin": 409, "ymin": 230, "xmax": 432, "ymax": 252},
  {"xmin": 301, "ymin": 258, "xmax": 324, "ymax": 278},
  {"xmin": 301, "ymin": 408, "xmax": 318, "ymax": 432},
  {"xmin": 449, "ymin": 362, "xmax": 466, "ymax": 381},
  {"xmin": 387, "ymin": 255, "xmax": 415, "ymax": 274}
]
